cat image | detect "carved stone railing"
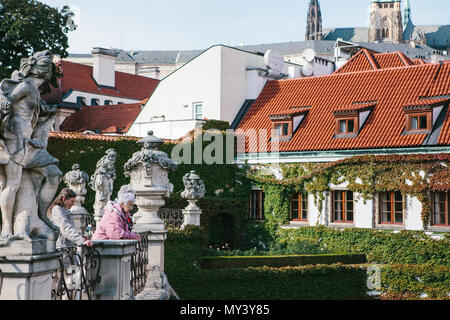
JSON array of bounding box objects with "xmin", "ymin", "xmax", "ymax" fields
[
  {"xmin": 52, "ymin": 246, "xmax": 101, "ymax": 300},
  {"xmin": 158, "ymin": 208, "xmax": 184, "ymax": 229},
  {"xmin": 131, "ymin": 232, "xmax": 150, "ymax": 295}
]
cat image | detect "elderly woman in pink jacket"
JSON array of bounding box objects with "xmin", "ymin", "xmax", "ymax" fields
[{"xmin": 92, "ymin": 185, "xmax": 141, "ymax": 241}]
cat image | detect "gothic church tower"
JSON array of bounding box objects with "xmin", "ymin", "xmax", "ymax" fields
[
  {"xmin": 369, "ymin": 0, "xmax": 403, "ymax": 44},
  {"xmin": 305, "ymin": 0, "xmax": 323, "ymax": 40}
]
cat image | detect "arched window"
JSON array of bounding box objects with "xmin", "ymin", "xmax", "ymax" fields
[
  {"xmin": 91, "ymin": 98, "xmax": 100, "ymax": 106},
  {"xmin": 76, "ymin": 96, "xmax": 86, "ymax": 106},
  {"xmin": 104, "ymin": 100, "xmax": 113, "ymax": 105}
]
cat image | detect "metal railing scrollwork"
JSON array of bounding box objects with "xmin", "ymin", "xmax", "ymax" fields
[
  {"xmin": 131, "ymin": 232, "xmax": 150, "ymax": 295},
  {"xmin": 158, "ymin": 208, "xmax": 184, "ymax": 229},
  {"xmin": 52, "ymin": 246, "xmax": 101, "ymax": 300},
  {"xmin": 80, "ymin": 214, "xmax": 96, "ymax": 237}
]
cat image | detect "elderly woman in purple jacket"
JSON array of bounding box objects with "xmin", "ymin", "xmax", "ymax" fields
[{"xmin": 92, "ymin": 185, "xmax": 141, "ymax": 241}]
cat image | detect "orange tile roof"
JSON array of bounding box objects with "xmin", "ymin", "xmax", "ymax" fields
[
  {"xmin": 237, "ymin": 58, "xmax": 450, "ymax": 154},
  {"xmin": 43, "ymin": 61, "xmax": 159, "ymax": 104},
  {"xmin": 334, "ymin": 50, "xmax": 415, "ymax": 75},
  {"xmin": 49, "ymin": 131, "xmax": 139, "ymax": 141},
  {"xmin": 60, "ymin": 103, "xmax": 143, "ymax": 134}
]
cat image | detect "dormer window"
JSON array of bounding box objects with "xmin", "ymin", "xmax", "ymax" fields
[
  {"xmin": 333, "ymin": 102, "xmax": 375, "ymax": 138},
  {"xmin": 269, "ymin": 107, "xmax": 310, "ymax": 141},
  {"xmin": 406, "ymin": 112, "xmax": 431, "ymax": 133},
  {"xmin": 337, "ymin": 117, "xmax": 357, "ymax": 134},
  {"xmin": 273, "ymin": 121, "xmax": 291, "ymax": 137},
  {"xmin": 334, "ymin": 113, "xmax": 359, "ymax": 137},
  {"xmin": 403, "ymin": 104, "xmax": 434, "ymax": 134}
]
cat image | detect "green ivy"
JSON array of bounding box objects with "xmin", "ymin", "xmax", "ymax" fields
[
  {"xmin": 381, "ymin": 264, "xmax": 450, "ymax": 300},
  {"xmin": 249, "ymin": 154, "xmax": 450, "ymax": 227},
  {"xmin": 277, "ymin": 226, "xmax": 450, "ymax": 266}
]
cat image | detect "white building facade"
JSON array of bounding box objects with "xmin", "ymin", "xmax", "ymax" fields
[{"xmin": 127, "ymin": 45, "xmax": 303, "ymax": 140}]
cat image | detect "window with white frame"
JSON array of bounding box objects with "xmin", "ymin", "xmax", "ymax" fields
[{"xmin": 193, "ymin": 103, "xmax": 203, "ymax": 120}]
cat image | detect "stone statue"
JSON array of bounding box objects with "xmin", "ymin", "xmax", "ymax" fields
[
  {"xmin": 124, "ymin": 131, "xmax": 177, "ymax": 230},
  {"xmin": 180, "ymin": 171, "xmax": 205, "ymax": 229},
  {"xmin": 64, "ymin": 164, "xmax": 90, "ymax": 232},
  {"xmin": 181, "ymin": 171, "xmax": 206, "ymax": 201},
  {"xmin": 0, "ymin": 50, "xmax": 62, "ymax": 250},
  {"xmin": 89, "ymin": 149, "xmax": 117, "ymax": 223}
]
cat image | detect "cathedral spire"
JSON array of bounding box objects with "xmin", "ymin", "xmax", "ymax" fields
[
  {"xmin": 403, "ymin": 0, "xmax": 412, "ymax": 30},
  {"xmin": 305, "ymin": 0, "xmax": 323, "ymax": 40}
]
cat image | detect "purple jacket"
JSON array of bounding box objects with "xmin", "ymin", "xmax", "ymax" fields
[{"xmin": 92, "ymin": 201, "xmax": 137, "ymax": 240}]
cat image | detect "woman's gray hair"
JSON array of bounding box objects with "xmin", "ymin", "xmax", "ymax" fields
[{"xmin": 116, "ymin": 185, "xmax": 136, "ymax": 204}]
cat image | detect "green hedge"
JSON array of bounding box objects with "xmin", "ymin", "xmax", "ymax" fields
[
  {"xmin": 48, "ymin": 136, "xmax": 141, "ymax": 210},
  {"xmin": 200, "ymin": 253, "xmax": 367, "ymax": 269},
  {"xmin": 165, "ymin": 227, "xmax": 368, "ymax": 300},
  {"xmin": 163, "ymin": 196, "xmax": 249, "ymax": 248},
  {"xmin": 277, "ymin": 226, "xmax": 450, "ymax": 266},
  {"xmin": 165, "ymin": 226, "xmax": 207, "ymax": 278},
  {"xmin": 380, "ymin": 264, "xmax": 450, "ymax": 300},
  {"xmin": 170, "ymin": 264, "xmax": 369, "ymax": 300}
]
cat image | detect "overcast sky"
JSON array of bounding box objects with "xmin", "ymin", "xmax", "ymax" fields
[{"xmin": 39, "ymin": 0, "xmax": 450, "ymax": 53}]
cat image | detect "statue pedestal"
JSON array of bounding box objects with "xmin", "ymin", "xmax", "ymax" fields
[
  {"xmin": 0, "ymin": 252, "xmax": 62, "ymax": 300},
  {"xmin": 70, "ymin": 206, "xmax": 90, "ymax": 234},
  {"xmin": 91, "ymin": 240, "xmax": 137, "ymax": 300},
  {"xmin": 181, "ymin": 205, "xmax": 202, "ymax": 230}
]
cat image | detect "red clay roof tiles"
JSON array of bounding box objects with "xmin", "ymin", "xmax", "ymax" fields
[
  {"xmin": 43, "ymin": 61, "xmax": 159, "ymax": 104},
  {"xmin": 238, "ymin": 53, "xmax": 450, "ymax": 154},
  {"xmin": 60, "ymin": 103, "xmax": 143, "ymax": 134}
]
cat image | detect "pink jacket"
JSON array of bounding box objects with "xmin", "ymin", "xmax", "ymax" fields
[{"xmin": 91, "ymin": 201, "xmax": 138, "ymax": 241}]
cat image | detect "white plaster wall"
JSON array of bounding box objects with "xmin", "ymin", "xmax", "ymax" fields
[
  {"xmin": 130, "ymin": 120, "xmax": 203, "ymax": 140},
  {"xmin": 405, "ymin": 195, "xmax": 424, "ymax": 231},
  {"xmin": 128, "ymin": 45, "xmax": 302, "ymax": 139},
  {"xmin": 354, "ymin": 193, "xmax": 374, "ymax": 229},
  {"xmin": 128, "ymin": 46, "xmax": 222, "ymax": 139},
  {"xmin": 93, "ymin": 54, "xmax": 116, "ymax": 87},
  {"xmin": 308, "ymin": 192, "xmax": 325, "ymax": 226},
  {"xmin": 63, "ymin": 90, "xmax": 139, "ymax": 106}
]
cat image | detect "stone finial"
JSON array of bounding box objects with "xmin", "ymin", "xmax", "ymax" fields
[
  {"xmin": 181, "ymin": 171, "xmax": 206, "ymax": 201},
  {"xmin": 124, "ymin": 131, "xmax": 177, "ymax": 176},
  {"xmin": 64, "ymin": 164, "xmax": 90, "ymax": 186}
]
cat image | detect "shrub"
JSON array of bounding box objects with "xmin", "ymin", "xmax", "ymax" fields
[
  {"xmin": 381, "ymin": 264, "xmax": 450, "ymax": 300},
  {"xmin": 277, "ymin": 226, "xmax": 450, "ymax": 266}
]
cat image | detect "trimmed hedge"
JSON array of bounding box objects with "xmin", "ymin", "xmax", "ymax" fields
[
  {"xmin": 163, "ymin": 197, "xmax": 249, "ymax": 248},
  {"xmin": 277, "ymin": 226, "xmax": 450, "ymax": 266},
  {"xmin": 381, "ymin": 264, "xmax": 450, "ymax": 300},
  {"xmin": 165, "ymin": 226, "xmax": 369, "ymax": 300},
  {"xmin": 170, "ymin": 264, "xmax": 369, "ymax": 300},
  {"xmin": 200, "ymin": 253, "xmax": 367, "ymax": 269}
]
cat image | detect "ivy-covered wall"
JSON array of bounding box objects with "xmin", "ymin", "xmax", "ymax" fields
[{"xmin": 249, "ymin": 154, "xmax": 450, "ymax": 231}]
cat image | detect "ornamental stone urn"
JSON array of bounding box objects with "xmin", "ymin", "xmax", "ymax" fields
[
  {"xmin": 180, "ymin": 171, "xmax": 206, "ymax": 230},
  {"xmin": 124, "ymin": 131, "xmax": 177, "ymax": 293},
  {"xmin": 63, "ymin": 164, "xmax": 90, "ymax": 233},
  {"xmin": 124, "ymin": 130, "xmax": 177, "ymax": 232}
]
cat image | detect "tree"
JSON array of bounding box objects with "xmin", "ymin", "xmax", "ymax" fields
[{"xmin": 0, "ymin": 0, "xmax": 75, "ymax": 89}]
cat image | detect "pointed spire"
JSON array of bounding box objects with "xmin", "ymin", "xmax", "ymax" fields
[
  {"xmin": 403, "ymin": 0, "xmax": 412, "ymax": 30},
  {"xmin": 305, "ymin": 0, "xmax": 323, "ymax": 41}
]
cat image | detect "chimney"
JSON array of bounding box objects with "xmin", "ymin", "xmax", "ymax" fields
[{"xmin": 91, "ymin": 47, "xmax": 118, "ymax": 88}]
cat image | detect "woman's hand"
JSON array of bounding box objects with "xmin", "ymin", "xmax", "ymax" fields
[{"xmin": 83, "ymin": 240, "xmax": 94, "ymax": 247}]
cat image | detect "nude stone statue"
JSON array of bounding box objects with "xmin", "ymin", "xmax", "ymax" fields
[
  {"xmin": 0, "ymin": 50, "xmax": 62, "ymax": 245},
  {"xmin": 89, "ymin": 149, "xmax": 117, "ymax": 222}
]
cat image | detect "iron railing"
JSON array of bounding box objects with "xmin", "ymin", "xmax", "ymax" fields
[
  {"xmin": 52, "ymin": 246, "xmax": 101, "ymax": 300},
  {"xmin": 0, "ymin": 268, "xmax": 3, "ymax": 296},
  {"xmin": 131, "ymin": 232, "xmax": 150, "ymax": 295},
  {"xmin": 158, "ymin": 208, "xmax": 184, "ymax": 229},
  {"xmin": 80, "ymin": 214, "xmax": 96, "ymax": 237}
]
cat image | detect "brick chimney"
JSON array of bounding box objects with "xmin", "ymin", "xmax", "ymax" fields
[{"xmin": 91, "ymin": 47, "xmax": 118, "ymax": 88}]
